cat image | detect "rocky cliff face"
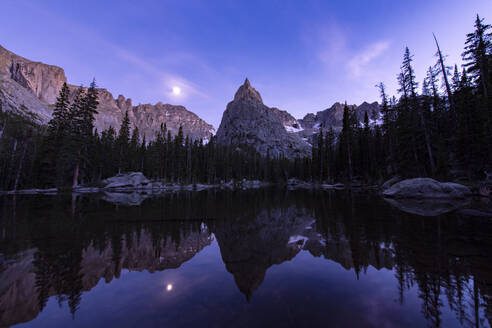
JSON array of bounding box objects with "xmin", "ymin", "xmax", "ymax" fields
[
  {"xmin": 216, "ymin": 79, "xmax": 311, "ymax": 159},
  {"xmin": 0, "ymin": 45, "xmax": 66, "ymax": 105},
  {"xmin": 0, "ymin": 45, "xmax": 214, "ymax": 140},
  {"xmin": 299, "ymin": 101, "xmax": 380, "ymax": 133},
  {"xmin": 270, "ymin": 107, "xmax": 304, "ymax": 133}
]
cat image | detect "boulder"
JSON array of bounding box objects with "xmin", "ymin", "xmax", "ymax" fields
[
  {"xmin": 102, "ymin": 191, "xmax": 150, "ymax": 206},
  {"xmin": 382, "ymin": 178, "xmax": 471, "ymax": 199},
  {"xmin": 381, "ymin": 176, "xmax": 402, "ymax": 191},
  {"xmin": 384, "ymin": 198, "xmax": 470, "ymax": 216},
  {"xmin": 102, "ymin": 172, "xmax": 150, "ymax": 189}
]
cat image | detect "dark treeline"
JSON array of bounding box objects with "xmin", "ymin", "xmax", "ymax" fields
[
  {"xmin": 0, "ymin": 82, "xmax": 294, "ymax": 189},
  {"xmin": 311, "ymin": 15, "xmax": 492, "ymax": 183},
  {"xmin": 0, "ymin": 15, "xmax": 490, "ymax": 190}
]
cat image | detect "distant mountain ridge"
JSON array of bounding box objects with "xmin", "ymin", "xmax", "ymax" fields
[
  {"xmin": 0, "ymin": 45, "xmax": 380, "ymax": 150},
  {"xmin": 299, "ymin": 101, "xmax": 381, "ymax": 133},
  {"xmin": 0, "ymin": 45, "xmax": 215, "ymax": 140}
]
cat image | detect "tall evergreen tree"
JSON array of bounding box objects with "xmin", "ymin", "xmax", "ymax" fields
[
  {"xmin": 116, "ymin": 111, "xmax": 131, "ymax": 173},
  {"xmin": 70, "ymin": 80, "xmax": 99, "ymax": 187},
  {"xmin": 339, "ymin": 103, "xmax": 354, "ymax": 181},
  {"xmin": 462, "ymin": 15, "xmax": 492, "ymax": 100},
  {"xmin": 40, "ymin": 82, "xmax": 71, "ymax": 187}
]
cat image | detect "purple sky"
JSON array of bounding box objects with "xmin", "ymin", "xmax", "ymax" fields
[{"xmin": 1, "ymin": 0, "xmax": 491, "ymax": 127}]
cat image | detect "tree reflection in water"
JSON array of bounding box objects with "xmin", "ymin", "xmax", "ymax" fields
[{"xmin": 0, "ymin": 189, "xmax": 490, "ymax": 327}]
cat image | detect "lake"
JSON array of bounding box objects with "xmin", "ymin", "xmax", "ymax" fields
[{"xmin": 0, "ymin": 189, "xmax": 491, "ymax": 327}]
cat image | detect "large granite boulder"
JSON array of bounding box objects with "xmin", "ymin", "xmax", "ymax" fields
[
  {"xmin": 381, "ymin": 176, "xmax": 402, "ymax": 191},
  {"xmin": 102, "ymin": 172, "xmax": 150, "ymax": 189},
  {"xmin": 382, "ymin": 178, "xmax": 472, "ymax": 199},
  {"xmin": 216, "ymin": 78, "xmax": 311, "ymax": 159}
]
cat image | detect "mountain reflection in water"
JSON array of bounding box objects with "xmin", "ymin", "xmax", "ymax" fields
[{"xmin": 0, "ymin": 189, "xmax": 491, "ymax": 327}]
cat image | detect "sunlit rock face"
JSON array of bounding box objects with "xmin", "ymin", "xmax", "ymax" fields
[
  {"xmin": 0, "ymin": 45, "xmax": 214, "ymax": 140},
  {"xmin": 0, "ymin": 229, "xmax": 212, "ymax": 327},
  {"xmin": 216, "ymin": 78, "xmax": 311, "ymax": 159},
  {"xmin": 0, "ymin": 46, "xmax": 66, "ymax": 105}
]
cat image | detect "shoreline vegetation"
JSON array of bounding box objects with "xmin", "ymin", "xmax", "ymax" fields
[{"xmin": 1, "ymin": 15, "xmax": 491, "ymax": 194}]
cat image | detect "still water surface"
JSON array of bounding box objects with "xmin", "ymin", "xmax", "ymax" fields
[{"xmin": 0, "ymin": 189, "xmax": 491, "ymax": 327}]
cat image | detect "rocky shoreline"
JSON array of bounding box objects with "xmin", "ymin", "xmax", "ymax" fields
[
  {"xmin": 1, "ymin": 173, "xmax": 489, "ymax": 197},
  {"xmin": 1, "ymin": 173, "xmax": 491, "ymax": 217}
]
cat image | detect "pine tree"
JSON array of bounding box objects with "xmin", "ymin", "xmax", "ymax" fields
[
  {"xmin": 49, "ymin": 83, "xmax": 71, "ymax": 135},
  {"xmin": 400, "ymin": 47, "xmax": 418, "ymax": 98},
  {"xmin": 396, "ymin": 47, "xmax": 424, "ymax": 176},
  {"xmin": 40, "ymin": 83, "xmax": 71, "ymax": 187},
  {"xmin": 462, "ymin": 15, "xmax": 491, "ymax": 100},
  {"xmin": 325, "ymin": 127, "xmax": 335, "ymax": 182},
  {"xmin": 377, "ymin": 82, "xmax": 396, "ymax": 175},
  {"xmin": 451, "ymin": 65, "xmax": 461, "ymax": 92},
  {"xmin": 69, "ymin": 80, "xmax": 99, "ymax": 187},
  {"xmin": 129, "ymin": 126, "xmax": 140, "ymax": 171},
  {"xmin": 361, "ymin": 112, "xmax": 371, "ymax": 181},
  {"xmin": 462, "ymin": 15, "xmax": 492, "ymax": 172},
  {"xmin": 340, "ymin": 103, "xmax": 354, "ymax": 181},
  {"xmin": 116, "ymin": 111, "xmax": 131, "ymax": 173}
]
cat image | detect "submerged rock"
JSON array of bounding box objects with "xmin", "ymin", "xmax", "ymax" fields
[
  {"xmin": 102, "ymin": 172, "xmax": 150, "ymax": 189},
  {"xmin": 382, "ymin": 178, "xmax": 471, "ymax": 199},
  {"xmin": 384, "ymin": 197, "xmax": 470, "ymax": 216},
  {"xmin": 320, "ymin": 183, "xmax": 345, "ymax": 189},
  {"xmin": 102, "ymin": 192, "xmax": 150, "ymax": 206}
]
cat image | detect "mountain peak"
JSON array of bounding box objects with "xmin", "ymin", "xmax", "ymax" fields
[{"xmin": 233, "ymin": 78, "xmax": 263, "ymax": 103}]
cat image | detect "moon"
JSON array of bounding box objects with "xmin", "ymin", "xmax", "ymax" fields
[{"xmin": 172, "ymin": 86, "xmax": 181, "ymax": 95}]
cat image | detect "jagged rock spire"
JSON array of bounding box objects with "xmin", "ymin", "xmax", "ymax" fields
[
  {"xmin": 216, "ymin": 78, "xmax": 311, "ymax": 159},
  {"xmin": 233, "ymin": 78, "xmax": 263, "ymax": 103}
]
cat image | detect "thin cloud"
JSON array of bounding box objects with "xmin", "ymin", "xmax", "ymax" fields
[
  {"xmin": 17, "ymin": 0, "xmax": 210, "ymax": 103},
  {"xmin": 347, "ymin": 41, "xmax": 390, "ymax": 77},
  {"xmin": 301, "ymin": 20, "xmax": 348, "ymax": 68}
]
